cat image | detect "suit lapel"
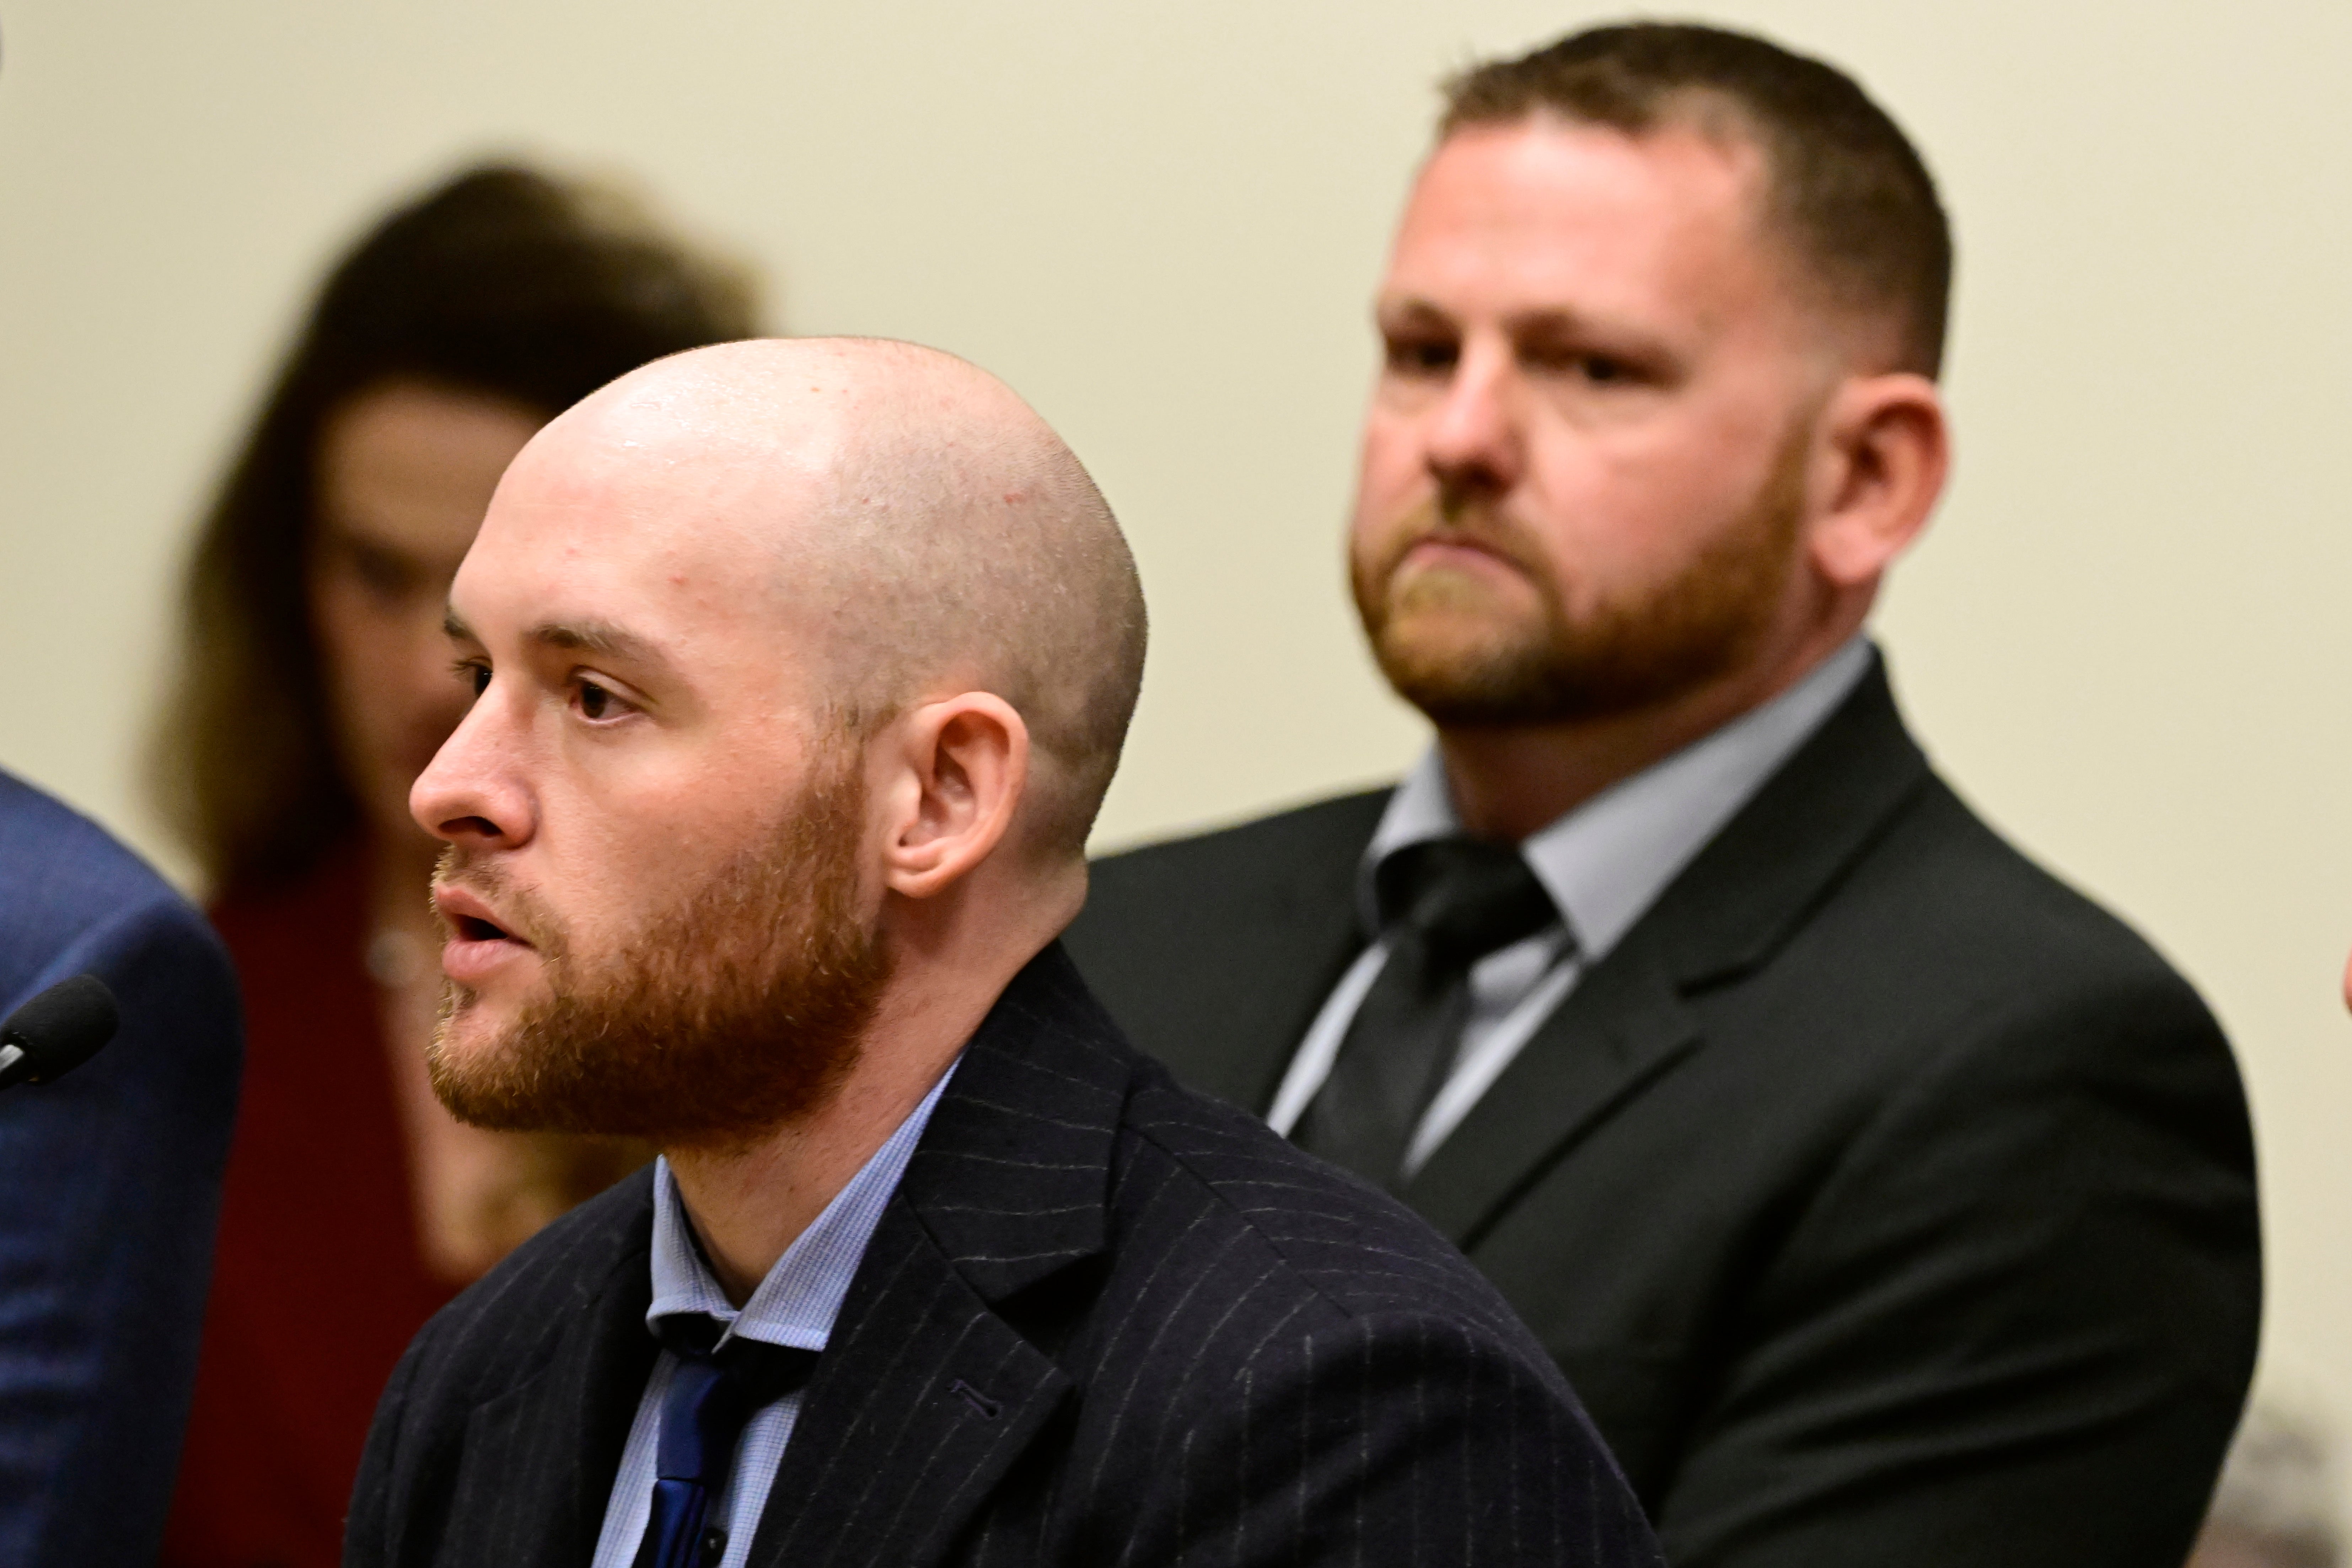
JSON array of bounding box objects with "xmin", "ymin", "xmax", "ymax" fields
[
  {"xmin": 744, "ymin": 944, "xmax": 1127, "ymax": 1568},
  {"xmin": 1403, "ymin": 659, "xmax": 1933, "ymax": 1248},
  {"xmin": 1197, "ymin": 804, "xmax": 1379, "ymax": 1114},
  {"xmin": 742, "ymin": 1210, "xmax": 1074, "ymax": 1568},
  {"xmin": 435, "ymin": 1194, "xmax": 659, "ymax": 1568},
  {"xmin": 1233, "ymin": 868, "xmax": 1365, "ymax": 1115},
  {"xmin": 1405, "ymin": 934, "xmax": 1700, "ymax": 1247}
]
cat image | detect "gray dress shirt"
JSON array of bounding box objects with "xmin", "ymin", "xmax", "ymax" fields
[
  {"xmin": 1266, "ymin": 635, "xmax": 1873, "ymax": 1175},
  {"xmin": 589, "ymin": 1063, "xmax": 958, "ymax": 1568}
]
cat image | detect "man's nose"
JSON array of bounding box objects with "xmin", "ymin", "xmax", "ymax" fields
[
  {"xmin": 409, "ymin": 686, "xmax": 532, "ymax": 849},
  {"xmin": 1423, "ymin": 340, "xmax": 1525, "ymax": 500}
]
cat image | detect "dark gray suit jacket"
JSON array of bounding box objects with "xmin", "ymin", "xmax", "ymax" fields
[
  {"xmin": 1065, "ymin": 661, "xmax": 2260, "ymax": 1568},
  {"xmin": 344, "ymin": 944, "xmax": 1662, "ymax": 1568}
]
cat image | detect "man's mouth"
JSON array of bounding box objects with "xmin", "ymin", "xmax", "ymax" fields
[
  {"xmin": 1393, "ymin": 533, "xmax": 1535, "ymax": 594},
  {"xmin": 433, "ymin": 884, "xmax": 539, "ymax": 985},
  {"xmin": 451, "ymin": 912, "xmax": 516, "ymax": 943},
  {"xmin": 1403, "ymin": 534, "xmax": 1508, "ymax": 566},
  {"xmin": 435, "ymin": 884, "xmax": 530, "ymax": 943}
]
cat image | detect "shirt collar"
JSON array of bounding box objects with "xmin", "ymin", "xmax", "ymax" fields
[
  {"xmin": 645, "ymin": 1058, "xmax": 959, "ymax": 1354},
  {"xmin": 1364, "ymin": 635, "xmax": 1875, "ymax": 962}
]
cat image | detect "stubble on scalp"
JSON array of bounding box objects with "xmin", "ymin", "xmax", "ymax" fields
[
  {"xmin": 427, "ymin": 743, "xmax": 892, "ymax": 1153},
  {"xmin": 1353, "ymin": 428, "xmax": 1810, "ymax": 727}
]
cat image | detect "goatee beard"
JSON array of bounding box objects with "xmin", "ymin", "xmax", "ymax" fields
[
  {"xmin": 428, "ymin": 750, "xmax": 892, "ymax": 1153},
  {"xmin": 1352, "ymin": 428, "xmax": 1809, "ymax": 728}
]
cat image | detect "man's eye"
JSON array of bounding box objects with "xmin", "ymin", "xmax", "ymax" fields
[
  {"xmin": 1384, "ymin": 336, "xmax": 1458, "ymax": 375},
  {"xmin": 579, "ymin": 681, "xmax": 613, "ymax": 720},
  {"xmin": 456, "ymin": 661, "xmax": 491, "ymax": 697},
  {"xmin": 1522, "ymin": 345, "xmax": 1633, "ymax": 385}
]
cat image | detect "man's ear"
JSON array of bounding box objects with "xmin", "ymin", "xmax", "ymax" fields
[
  {"xmin": 878, "ymin": 693, "xmax": 1029, "ymax": 901},
  {"xmin": 1806, "ymin": 371, "xmax": 1950, "ymax": 589}
]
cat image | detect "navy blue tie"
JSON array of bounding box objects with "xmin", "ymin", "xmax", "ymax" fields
[{"xmin": 633, "ymin": 1315, "xmax": 818, "ymax": 1568}]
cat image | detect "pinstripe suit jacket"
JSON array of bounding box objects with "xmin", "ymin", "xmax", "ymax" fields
[{"xmin": 343, "ymin": 943, "xmax": 1663, "ymax": 1568}]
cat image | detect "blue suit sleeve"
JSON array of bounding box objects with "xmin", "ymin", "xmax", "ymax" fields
[{"xmin": 0, "ymin": 891, "xmax": 243, "ymax": 1566}]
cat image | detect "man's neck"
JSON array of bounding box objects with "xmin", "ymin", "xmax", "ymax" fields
[
  {"xmin": 661, "ymin": 919, "xmax": 1055, "ymax": 1306},
  {"xmin": 1438, "ymin": 632, "xmax": 1853, "ymax": 843},
  {"xmin": 661, "ymin": 1076, "xmax": 929, "ymax": 1307}
]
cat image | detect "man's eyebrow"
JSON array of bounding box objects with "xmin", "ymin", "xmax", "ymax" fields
[
  {"xmin": 1376, "ymin": 296, "xmax": 1457, "ymax": 328},
  {"xmin": 437, "ymin": 611, "xmax": 672, "ymax": 670},
  {"xmin": 1504, "ymin": 307, "xmax": 1681, "ymax": 364},
  {"xmin": 522, "ymin": 618, "xmax": 668, "ymax": 667}
]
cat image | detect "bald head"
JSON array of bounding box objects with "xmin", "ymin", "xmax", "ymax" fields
[{"xmin": 516, "ymin": 337, "xmax": 1146, "ymax": 856}]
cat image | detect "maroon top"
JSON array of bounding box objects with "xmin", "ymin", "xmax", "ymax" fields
[{"xmin": 161, "ymin": 846, "xmax": 458, "ymax": 1568}]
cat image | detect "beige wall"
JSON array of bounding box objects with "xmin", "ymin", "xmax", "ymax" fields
[{"xmin": 4, "ymin": 0, "xmax": 2347, "ymax": 1507}]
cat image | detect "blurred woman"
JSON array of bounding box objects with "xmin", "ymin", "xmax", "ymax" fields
[{"xmin": 151, "ymin": 163, "xmax": 759, "ymax": 1568}]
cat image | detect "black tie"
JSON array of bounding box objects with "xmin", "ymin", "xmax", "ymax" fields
[
  {"xmin": 632, "ymin": 1314, "xmax": 818, "ymax": 1568},
  {"xmin": 1292, "ymin": 838, "xmax": 1557, "ymax": 1188}
]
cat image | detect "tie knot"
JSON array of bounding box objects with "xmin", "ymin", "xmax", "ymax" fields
[
  {"xmin": 1373, "ymin": 837, "xmax": 1557, "ymax": 962},
  {"xmin": 653, "ymin": 1314, "xmax": 819, "ymax": 1411}
]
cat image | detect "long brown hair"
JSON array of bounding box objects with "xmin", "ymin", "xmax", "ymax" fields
[{"xmin": 153, "ymin": 162, "xmax": 761, "ymax": 895}]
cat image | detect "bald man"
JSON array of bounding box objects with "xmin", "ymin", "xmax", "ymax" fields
[{"xmin": 341, "ymin": 339, "xmax": 1661, "ymax": 1568}]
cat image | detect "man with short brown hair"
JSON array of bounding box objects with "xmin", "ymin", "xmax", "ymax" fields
[{"xmin": 1069, "ymin": 22, "xmax": 2258, "ymax": 1567}]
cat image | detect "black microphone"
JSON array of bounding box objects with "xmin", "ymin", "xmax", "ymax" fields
[{"xmin": 0, "ymin": 975, "xmax": 119, "ymax": 1091}]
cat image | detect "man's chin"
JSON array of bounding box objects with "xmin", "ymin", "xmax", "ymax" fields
[
  {"xmin": 424, "ymin": 1024, "xmax": 557, "ymax": 1133},
  {"xmin": 429, "ymin": 995, "xmax": 531, "ymax": 1093},
  {"xmin": 1371, "ymin": 620, "xmax": 1600, "ymax": 728},
  {"xmin": 1375, "ymin": 621, "xmax": 1543, "ymax": 690}
]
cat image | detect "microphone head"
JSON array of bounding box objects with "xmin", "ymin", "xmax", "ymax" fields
[{"xmin": 1, "ymin": 974, "xmax": 119, "ymax": 1084}]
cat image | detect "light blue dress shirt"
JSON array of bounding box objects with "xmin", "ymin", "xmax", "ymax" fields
[
  {"xmin": 1267, "ymin": 635, "xmax": 1874, "ymax": 1175},
  {"xmin": 589, "ymin": 1063, "xmax": 958, "ymax": 1568}
]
